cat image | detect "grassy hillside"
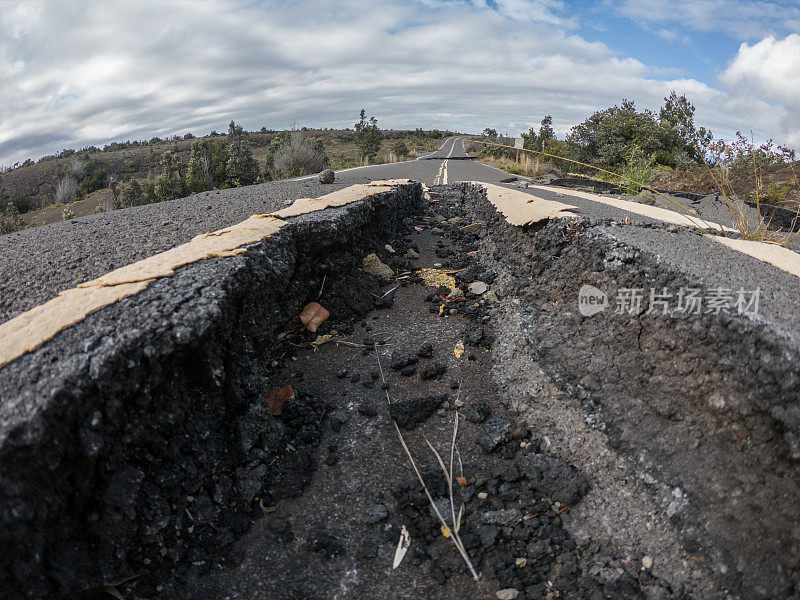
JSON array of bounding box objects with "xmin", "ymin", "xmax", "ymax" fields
[{"xmin": 0, "ymin": 128, "xmax": 451, "ymax": 233}]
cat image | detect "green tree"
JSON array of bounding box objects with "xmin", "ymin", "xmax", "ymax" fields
[
  {"xmin": 78, "ymin": 160, "xmax": 108, "ymax": 195},
  {"xmin": 9, "ymin": 190, "xmax": 33, "ymax": 214},
  {"xmin": 153, "ymin": 147, "xmax": 186, "ymax": 202},
  {"xmin": 568, "ymin": 99, "xmax": 667, "ymax": 170},
  {"xmin": 523, "ymin": 116, "xmax": 556, "ymax": 153},
  {"xmin": 354, "ymin": 109, "xmax": 382, "ymax": 162},
  {"xmin": 0, "ymin": 202, "xmax": 22, "ymax": 234},
  {"xmin": 391, "ymin": 139, "xmax": 409, "ymax": 157},
  {"xmin": 187, "ymin": 140, "xmax": 212, "ymax": 192},
  {"xmin": 225, "ymin": 121, "xmax": 259, "ymax": 186},
  {"xmin": 539, "ymin": 115, "xmax": 555, "ymax": 145},
  {"xmin": 659, "ymin": 90, "xmax": 712, "ymax": 162},
  {"xmin": 118, "ymin": 179, "xmax": 145, "ymax": 208},
  {"xmin": 483, "ymin": 128, "xmax": 498, "ymax": 138}
]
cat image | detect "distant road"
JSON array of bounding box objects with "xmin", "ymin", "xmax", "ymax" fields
[{"xmin": 3, "ymin": 134, "xmax": 800, "ymax": 335}]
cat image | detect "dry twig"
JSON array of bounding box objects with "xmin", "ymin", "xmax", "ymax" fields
[{"xmin": 375, "ymin": 348, "xmax": 479, "ymax": 580}]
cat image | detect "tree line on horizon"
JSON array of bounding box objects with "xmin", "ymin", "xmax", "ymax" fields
[{"xmin": 478, "ymin": 91, "xmax": 797, "ymax": 193}]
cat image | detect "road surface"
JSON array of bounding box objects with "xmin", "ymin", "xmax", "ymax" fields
[{"xmin": 2, "ymin": 136, "xmax": 800, "ymax": 332}]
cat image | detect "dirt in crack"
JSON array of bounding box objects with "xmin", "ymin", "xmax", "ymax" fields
[{"xmin": 147, "ymin": 189, "xmax": 649, "ymax": 600}]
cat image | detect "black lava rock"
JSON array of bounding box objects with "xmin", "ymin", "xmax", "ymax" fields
[
  {"xmin": 463, "ymin": 401, "xmax": 491, "ymax": 423},
  {"xmin": 465, "ymin": 321, "xmax": 484, "ymax": 345},
  {"xmin": 358, "ymin": 402, "xmax": 378, "ymax": 417},
  {"xmin": 523, "ymin": 454, "xmax": 590, "ymax": 505},
  {"xmin": 400, "ymin": 364, "xmax": 417, "ymax": 376},
  {"xmin": 391, "ymin": 352, "xmax": 419, "ymax": 370},
  {"xmin": 476, "ymin": 416, "xmax": 511, "ymax": 453},
  {"xmin": 417, "ymin": 343, "xmax": 434, "ymax": 358},
  {"xmin": 420, "ymin": 362, "xmax": 446, "ymax": 380},
  {"xmin": 308, "ymin": 530, "xmax": 342, "ymax": 558},
  {"xmin": 390, "ymin": 395, "xmax": 448, "ymax": 430}
]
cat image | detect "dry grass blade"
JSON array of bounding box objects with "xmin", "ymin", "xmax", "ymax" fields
[
  {"xmin": 394, "ymin": 421, "xmax": 480, "ymax": 580},
  {"xmin": 393, "ymin": 524, "xmax": 411, "ymax": 569},
  {"xmin": 375, "ymin": 343, "xmax": 478, "ymax": 579}
]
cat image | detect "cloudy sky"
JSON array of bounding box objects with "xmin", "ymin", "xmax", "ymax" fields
[{"xmin": 1, "ymin": 0, "xmax": 799, "ymax": 166}]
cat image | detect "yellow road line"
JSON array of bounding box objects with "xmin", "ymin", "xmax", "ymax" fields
[
  {"xmin": 467, "ymin": 182, "xmax": 578, "ymax": 226},
  {"xmin": 708, "ymin": 236, "xmax": 800, "ymax": 279},
  {"xmin": 527, "ymin": 183, "xmax": 735, "ymax": 233},
  {"xmin": 0, "ymin": 180, "xmax": 414, "ymax": 369}
]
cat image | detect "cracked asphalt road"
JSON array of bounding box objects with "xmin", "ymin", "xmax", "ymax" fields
[{"xmin": 4, "ymin": 136, "xmax": 800, "ymax": 339}]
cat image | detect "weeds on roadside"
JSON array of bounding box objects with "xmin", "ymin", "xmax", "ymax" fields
[
  {"xmin": 469, "ymin": 138, "xmax": 800, "ymax": 246},
  {"xmin": 690, "ymin": 133, "xmax": 800, "ymax": 246}
]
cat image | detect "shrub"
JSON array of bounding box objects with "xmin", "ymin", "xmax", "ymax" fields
[
  {"xmin": 391, "ymin": 140, "xmax": 409, "ymax": 157},
  {"xmin": 116, "ymin": 179, "xmax": 146, "ymax": 208},
  {"xmin": 187, "ymin": 139, "xmax": 227, "ymax": 192},
  {"xmin": 270, "ymin": 131, "xmax": 329, "ymax": 178},
  {"xmin": 0, "ymin": 202, "xmax": 23, "ymax": 234},
  {"xmin": 354, "ymin": 109, "xmax": 381, "ymax": 162},
  {"xmin": 622, "ymin": 146, "xmax": 655, "ymax": 194},
  {"xmin": 225, "ymin": 121, "xmax": 259, "ymax": 186},
  {"xmin": 55, "ymin": 176, "xmax": 78, "ymax": 204},
  {"xmin": 78, "ymin": 160, "xmax": 108, "ymax": 195},
  {"xmin": 9, "ymin": 190, "xmax": 33, "ymax": 214},
  {"xmin": 61, "ymin": 206, "xmax": 74, "ymax": 220},
  {"xmin": 69, "ymin": 157, "xmax": 86, "ymax": 180},
  {"xmin": 153, "ymin": 148, "xmax": 186, "ymax": 202}
]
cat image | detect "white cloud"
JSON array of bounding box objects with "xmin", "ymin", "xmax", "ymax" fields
[
  {"xmin": 608, "ymin": 0, "xmax": 800, "ymax": 41},
  {"xmin": 0, "ymin": 0, "xmax": 797, "ymax": 166},
  {"xmin": 721, "ymin": 35, "xmax": 800, "ymax": 106},
  {"xmin": 720, "ymin": 34, "xmax": 800, "ymax": 145}
]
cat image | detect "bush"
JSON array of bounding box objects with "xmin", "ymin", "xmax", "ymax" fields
[
  {"xmin": 188, "ymin": 139, "xmax": 228, "ymax": 192},
  {"xmin": 270, "ymin": 131, "xmax": 328, "ymax": 178},
  {"xmin": 153, "ymin": 148, "xmax": 186, "ymax": 202},
  {"xmin": 622, "ymin": 147, "xmax": 655, "ymax": 194},
  {"xmin": 0, "ymin": 202, "xmax": 23, "ymax": 234},
  {"xmin": 567, "ymin": 93, "xmax": 710, "ymax": 173},
  {"xmin": 9, "ymin": 190, "xmax": 33, "ymax": 214},
  {"xmin": 55, "ymin": 176, "xmax": 78, "ymax": 204},
  {"xmin": 355, "ymin": 109, "xmax": 381, "ymax": 162},
  {"xmin": 116, "ymin": 179, "xmax": 146, "ymax": 208},
  {"xmin": 391, "ymin": 140, "xmax": 409, "ymax": 157},
  {"xmin": 226, "ymin": 121, "xmax": 259, "ymax": 186},
  {"xmin": 69, "ymin": 157, "xmax": 86, "ymax": 180},
  {"xmin": 78, "ymin": 160, "xmax": 108, "ymax": 195}
]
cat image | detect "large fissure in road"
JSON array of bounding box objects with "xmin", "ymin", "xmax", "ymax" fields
[{"xmin": 1, "ymin": 182, "xmax": 798, "ymax": 599}]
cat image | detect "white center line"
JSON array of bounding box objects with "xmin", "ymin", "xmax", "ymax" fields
[{"xmin": 442, "ymin": 160, "xmax": 449, "ymax": 184}]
